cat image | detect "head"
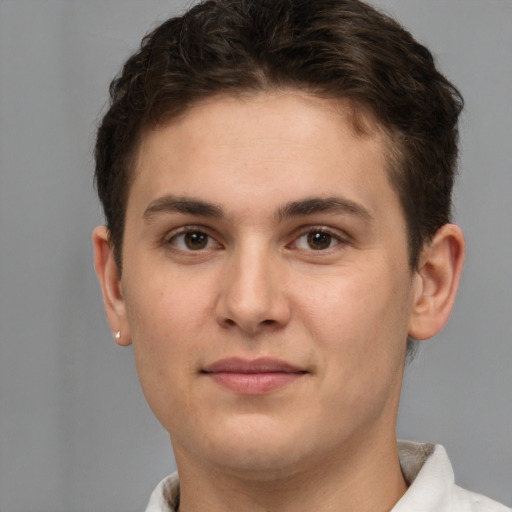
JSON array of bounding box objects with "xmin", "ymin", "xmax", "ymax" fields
[
  {"xmin": 93, "ymin": 0, "xmax": 465, "ymax": 485},
  {"xmin": 95, "ymin": 0, "xmax": 463, "ymax": 273}
]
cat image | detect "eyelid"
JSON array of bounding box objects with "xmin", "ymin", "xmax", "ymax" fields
[
  {"xmin": 163, "ymin": 225, "xmax": 223, "ymax": 251},
  {"xmin": 161, "ymin": 224, "xmax": 349, "ymax": 252},
  {"xmin": 288, "ymin": 225, "xmax": 349, "ymax": 251}
]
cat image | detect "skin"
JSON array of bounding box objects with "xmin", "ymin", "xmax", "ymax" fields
[{"xmin": 94, "ymin": 91, "xmax": 465, "ymax": 512}]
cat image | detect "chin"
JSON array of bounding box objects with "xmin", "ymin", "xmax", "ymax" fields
[
  {"xmin": 209, "ymin": 443, "xmax": 312, "ymax": 482},
  {"xmin": 175, "ymin": 415, "xmax": 316, "ymax": 479}
]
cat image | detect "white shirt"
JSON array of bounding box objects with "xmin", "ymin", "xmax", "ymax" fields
[{"xmin": 144, "ymin": 441, "xmax": 510, "ymax": 511}]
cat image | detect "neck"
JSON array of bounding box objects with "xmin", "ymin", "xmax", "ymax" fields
[{"xmin": 174, "ymin": 434, "xmax": 408, "ymax": 512}]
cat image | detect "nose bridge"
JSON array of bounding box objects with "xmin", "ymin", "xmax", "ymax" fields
[{"xmin": 216, "ymin": 238, "xmax": 289, "ymax": 333}]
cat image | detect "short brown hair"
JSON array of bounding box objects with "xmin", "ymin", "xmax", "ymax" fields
[{"xmin": 95, "ymin": 0, "xmax": 463, "ymax": 273}]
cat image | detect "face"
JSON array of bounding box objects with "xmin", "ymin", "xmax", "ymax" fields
[{"xmin": 114, "ymin": 92, "xmax": 420, "ymax": 478}]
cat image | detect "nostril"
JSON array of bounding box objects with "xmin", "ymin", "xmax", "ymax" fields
[{"xmin": 221, "ymin": 317, "xmax": 277, "ymax": 330}]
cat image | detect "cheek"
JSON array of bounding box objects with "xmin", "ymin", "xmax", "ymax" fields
[
  {"xmin": 126, "ymin": 263, "xmax": 215, "ymax": 339},
  {"xmin": 123, "ymin": 269, "xmax": 217, "ymax": 417},
  {"xmin": 300, "ymin": 269, "xmax": 408, "ymax": 341},
  {"xmin": 301, "ymin": 274, "xmax": 409, "ymax": 421},
  {"xmin": 297, "ymin": 265, "xmax": 412, "ymax": 378}
]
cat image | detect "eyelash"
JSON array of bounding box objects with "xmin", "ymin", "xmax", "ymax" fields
[
  {"xmin": 164, "ymin": 226, "xmax": 221, "ymax": 252},
  {"xmin": 163, "ymin": 226, "xmax": 347, "ymax": 254},
  {"xmin": 290, "ymin": 227, "xmax": 345, "ymax": 252}
]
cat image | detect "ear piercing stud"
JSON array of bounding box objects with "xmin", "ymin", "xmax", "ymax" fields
[{"xmin": 114, "ymin": 331, "xmax": 121, "ymax": 340}]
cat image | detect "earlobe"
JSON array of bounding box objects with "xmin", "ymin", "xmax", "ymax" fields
[
  {"xmin": 408, "ymin": 224, "xmax": 465, "ymax": 341},
  {"xmin": 92, "ymin": 226, "xmax": 132, "ymax": 346}
]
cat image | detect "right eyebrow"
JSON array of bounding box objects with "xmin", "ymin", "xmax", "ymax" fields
[
  {"xmin": 276, "ymin": 196, "xmax": 373, "ymax": 222},
  {"xmin": 142, "ymin": 195, "xmax": 224, "ymax": 221}
]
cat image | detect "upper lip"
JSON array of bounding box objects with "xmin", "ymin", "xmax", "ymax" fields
[{"xmin": 202, "ymin": 357, "xmax": 306, "ymax": 374}]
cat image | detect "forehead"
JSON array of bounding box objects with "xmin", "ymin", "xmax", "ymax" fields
[{"xmin": 128, "ymin": 91, "xmax": 400, "ymax": 226}]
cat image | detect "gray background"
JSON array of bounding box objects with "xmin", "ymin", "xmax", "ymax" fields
[{"xmin": 0, "ymin": 1, "xmax": 510, "ymax": 510}]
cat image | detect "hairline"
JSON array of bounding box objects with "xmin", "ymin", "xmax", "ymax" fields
[{"xmin": 112, "ymin": 87, "xmax": 416, "ymax": 273}]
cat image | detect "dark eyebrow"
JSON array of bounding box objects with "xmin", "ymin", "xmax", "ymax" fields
[
  {"xmin": 277, "ymin": 196, "xmax": 373, "ymax": 222},
  {"xmin": 143, "ymin": 195, "xmax": 224, "ymax": 221}
]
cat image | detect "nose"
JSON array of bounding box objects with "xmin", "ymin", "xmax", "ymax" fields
[{"xmin": 215, "ymin": 245, "xmax": 292, "ymax": 335}]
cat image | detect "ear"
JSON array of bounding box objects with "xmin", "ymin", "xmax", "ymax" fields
[
  {"xmin": 92, "ymin": 226, "xmax": 132, "ymax": 346},
  {"xmin": 408, "ymin": 224, "xmax": 465, "ymax": 340}
]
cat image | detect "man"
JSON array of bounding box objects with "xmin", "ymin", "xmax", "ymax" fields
[{"xmin": 92, "ymin": 0, "xmax": 509, "ymax": 510}]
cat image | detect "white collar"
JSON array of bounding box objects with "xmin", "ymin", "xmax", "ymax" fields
[{"xmin": 145, "ymin": 441, "xmax": 509, "ymax": 512}]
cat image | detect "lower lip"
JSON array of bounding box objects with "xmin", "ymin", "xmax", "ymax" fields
[{"xmin": 205, "ymin": 372, "xmax": 304, "ymax": 395}]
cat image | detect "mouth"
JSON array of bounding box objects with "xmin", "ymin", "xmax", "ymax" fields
[{"xmin": 201, "ymin": 357, "xmax": 308, "ymax": 395}]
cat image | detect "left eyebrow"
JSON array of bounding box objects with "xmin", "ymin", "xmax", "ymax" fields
[
  {"xmin": 276, "ymin": 196, "xmax": 373, "ymax": 222},
  {"xmin": 143, "ymin": 195, "xmax": 224, "ymax": 221}
]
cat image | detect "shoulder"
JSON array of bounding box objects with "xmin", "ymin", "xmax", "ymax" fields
[
  {"xmin": 451, "ymin": 485, "xmax": 511, "ymax": 512},
  {"xmin": 144, "ymin": 472, "xmax": 180, "ymax": 512},
  {"xmin": 394, "ymin": 441, "xmax": 510, "ymax": 512}
]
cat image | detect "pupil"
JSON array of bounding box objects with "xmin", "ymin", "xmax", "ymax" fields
[
  {"xmin": 307, "ymin": 232, "xmax": 331, "ymax": 250},
  {"xmin": 185, "ymin": 232, "xmax": 207, "ymax": 250}
]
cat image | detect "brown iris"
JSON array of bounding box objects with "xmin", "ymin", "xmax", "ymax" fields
[
  {"xmin": 184, "ymin": 232, "xmax": 209, "ymax": 250},
  {"xmin": 307, "ymin": 231, "xmax": 333, "ymax": 250}
]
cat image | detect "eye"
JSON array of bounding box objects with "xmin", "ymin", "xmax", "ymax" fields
[
  {"xmin": 293, "ymin": 229, "xmax": 342, "ymax": 251},
  {"xmin": 168, "ymin": 230, "xmax": 218, "ymax": 251}
]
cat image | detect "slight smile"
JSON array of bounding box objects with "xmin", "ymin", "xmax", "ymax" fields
[{"xmin": 201, "ymin": 357, "xmax": 308, "ymax": 395}]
